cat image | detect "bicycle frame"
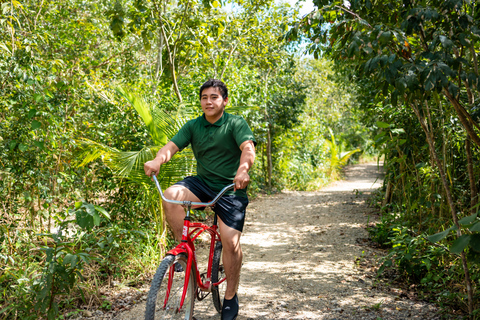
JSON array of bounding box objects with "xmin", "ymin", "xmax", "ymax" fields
[{"xmin": 152, "ymin": 175, "xmax": 233, "ymax": 312}]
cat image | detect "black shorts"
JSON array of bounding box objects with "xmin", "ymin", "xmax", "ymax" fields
[{"xmin": 174, "ymin": 176, "xmax": 248, "ymax": 232}]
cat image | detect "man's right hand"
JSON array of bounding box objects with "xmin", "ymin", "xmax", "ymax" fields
[
  {"xmin": 144, "ymin": 141, "xmax": 180, "ymax": 177},
  {"xmin": 144, "ymin": 159, "xmax": 162, "ymax": 177}
]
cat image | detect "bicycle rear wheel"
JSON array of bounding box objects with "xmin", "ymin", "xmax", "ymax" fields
[
  {"xmin": 145, "ymin": 253, "xmax": 195, "ymax": 320},
  {"xmin": 211, "ymin": 241, "xmax": 226, "ymax": 313}
]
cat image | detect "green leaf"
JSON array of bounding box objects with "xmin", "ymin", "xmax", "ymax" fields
[
  {"xmin": 469, "ymin": 234, "xmax": 480, "ymax": 253},
  {"xmin": 18, "ymin": 144, "xmax": 28, "ymax": 152},
  {"xmin": 31, "ymin": 120, "xmax": 41, "ymax": 130},
  {"xmin": 459, "ymin": 213, "xmax": 478, "ymax": 225},
  {"xmin": 376, "ymin": 121, "xmax": 390, "ymax": 128},
  {"xmin": 94, "ymin": 205, "xmax": 111, "ymax": 219},
  {"xmin": 9, "ymin": 141, "xmax": 17, "ymax": 150},
  {"xmin": 439, "ymin": 35, "xmax": 453, "ymax": 49},
  {"xmin": 93, "ymin": 212, "xmax": 101, "ymax": 226},
  {"xmin": 470, "ymin": 221, "xmax": 480, "ymax": 232},
  {"xmin": 427, "ymin": 228, "xmax": 451, "ymax": 243},
  {"xmin": 28, "ymin": 109, "xmax": 37, "ymax": 119},
  {"xmin": 33, "ymin": 93, "xmax": 43, "ymax": 102},
  {"xmin": 75, "ymin": 201, "xmax": 83, "ymax": 209},
  {"xmin": 85, "ymin": 203, "xmax": 95, "ymax": 215},
  {"xmin": 76, "ymin": 210, "xmax": 94, "ymax": 230},
  {"xmin": 378, "ymin": 31, "xmax": 392, "ymax": 44},
  {"xmin": 450, "ymin": 235, "xmax": 471, "ymax": 254}
]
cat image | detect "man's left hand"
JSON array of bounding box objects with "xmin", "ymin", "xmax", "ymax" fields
[{"xmin": 233, "ymin": 170, "xmax": 250, "ymax": 191}]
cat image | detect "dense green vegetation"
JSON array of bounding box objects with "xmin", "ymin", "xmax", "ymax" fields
[
  {"xmin": 0, "ymin": 0, "xmax": 368, "ymax": 318},
  {"xmin": 296, "ymin": 0, "xmax": 480, "ymax": 317},
  {"xmin": 4, "ymin": 0, "xmax": 479, "ymax": 318}
]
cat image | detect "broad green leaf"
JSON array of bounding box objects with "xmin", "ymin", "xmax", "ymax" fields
[
  {"xmin": 427, "ymin": 228, "xmax": 451, "ymax": 243},
  {"xmin": 376, "ymin": 121, "xmax": 390, "ymax": 128},
  {"xmin": 33, "ymin": 93, "xmax": 43, "ymax": 102},
  {"xmin": 378, "ymin": 31, "xmax": 392, "ymax": 44},
  {"xmin": 85, "ymin": 203, "xmax": 95, "ymax": 215},
  {"xmin": 18, "ymin": 144, "xmax": 27, "ymax": 152},
  {"xmin": 75, "ymin": 201, "xmax": 83, "ymax": 209},
  {"xmin": 469, "ymin": 234, "xmax": 480, "ymax": 252},
  {"xmin": 28, "ymin": 109, "xmax": 37, "ymax": 118},
  {"xmin": 459, "ymin": 213, "xmax": 478, "ymax": 225},
  {"xmin": 31, "ymin": 120, "xmax": 41, "ymax": 130},
  {"xmin": 92, "ymin": 212, "xmax": 101, "ymax": 226},
  {"xmin": 450, "ymin": 235, "xmax": 471, "ymax": 254},
  {"xmin": 470, "ymin": 221, "xmax": 480, "ymax": 232},
  {"xmin": 438, "ymin": 35, "xmax": 453, "ymax": 49},
  {"xmin": 94, "ymin": 205, "xmax": 111, "ymax": 220},
  {"xmin": 33, "ymin": 141, "xmax": 44, "ymax": 150}
]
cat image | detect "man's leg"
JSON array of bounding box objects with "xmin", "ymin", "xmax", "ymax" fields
[
  {"xmin": 163, "ymin": 185, "xmax": 201, "ymax": 241},
  {"xmin": 218, "ymin": 218, "xmax": 242, "ymax": 300}
]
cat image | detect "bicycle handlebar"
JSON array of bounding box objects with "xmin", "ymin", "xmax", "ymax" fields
[{"xmin": 152, "ymin": 174, "xmax": 235, "ymax": 208}]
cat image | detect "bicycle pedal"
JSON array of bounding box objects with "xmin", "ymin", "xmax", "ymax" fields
[{"xmin": 196, "ymin": 287, "xmax": 210, "ymax": 301}]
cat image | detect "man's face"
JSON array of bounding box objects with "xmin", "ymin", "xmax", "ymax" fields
[{"xmin": 200, "ymin": 87, "xmax": 228, "ymax": 123}]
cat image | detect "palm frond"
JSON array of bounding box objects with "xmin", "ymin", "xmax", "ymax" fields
[
  {"xmin": 226, "ymin": 104, "xmax": 261, "ymax": 113},
  {"xmin": 77, "ymin": 138, "xmax": 120, "ymax": 167},
  {"xmin": 151, "ymin": 109, "xmax": 186, "ymax": 140},
  {"xmin": 115, "ymin": 87, "xmax": 168, "ymax": 146},
  {"xmin": 339, "ymin": 148, "xmax": 361, "ymax": 167}
]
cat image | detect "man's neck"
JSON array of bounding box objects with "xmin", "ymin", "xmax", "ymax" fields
[{"xmin": 205, "ymin": 111, "xmax": 224, "ymax": 124}]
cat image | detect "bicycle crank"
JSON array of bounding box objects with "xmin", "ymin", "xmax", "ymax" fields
[{"xmin": 196, "ymin": 272, "xmax": 211, "ymax": 301}]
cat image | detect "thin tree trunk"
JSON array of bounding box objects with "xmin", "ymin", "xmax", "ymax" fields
[
  {"xmin": 466, "ymin": 138, "xmax": 478, "ymax": 215},
  {"xmin": 443, "ymin": 87, "xmax": 480, "ymax": 147},
  {"xmin": 382, "ymin": 180, "xmax": 393, "ymax": 207},
  {"xmin": 267, "ymin": 126, "xmax": 272, "ymax": 190},
  {"xmin": 409, "ymin": 100, "xmax": 474, "ymax": 315}
]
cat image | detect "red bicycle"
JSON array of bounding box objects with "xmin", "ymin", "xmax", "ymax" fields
[{"xmin": 144, "ymin": 174, "xmax": 234, "ymax": 320}]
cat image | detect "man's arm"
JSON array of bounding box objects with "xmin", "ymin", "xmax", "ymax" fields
[
  {"xmin": 144, "ymin": 141, "xmax": 180, "ymax": 176},
  {"xmin": 233, "ymin": 140, "xmax": 256, "ymax": 191}
]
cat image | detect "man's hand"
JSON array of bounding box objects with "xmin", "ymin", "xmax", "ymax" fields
[
  {"xmin": 233, "ymin": 170, "xmax": 250, "ymax": 191},
  {"xmin": 144, "ymin": 142, "xmax": 180, "ymax": 177},
  {"xmin": 144, "ymin": 159, "xmax": 161, "ymax": 177}
]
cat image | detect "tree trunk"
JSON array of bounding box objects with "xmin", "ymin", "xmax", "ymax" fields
[
  {"xmin": 409, "ymin": 100, "xmax": 474, "ymax": 315},
  {"xmin": 443, "ymin": 87, "xmax": 480, "ymax": 148},
  {"xmin": 466, "ymin": 138, "xmax": 478, "ymax": 215},
  {"xmin": 267, "ymin": 126, "xmax": 272, "ymax": 190}
]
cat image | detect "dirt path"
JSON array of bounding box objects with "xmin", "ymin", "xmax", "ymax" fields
[{"xmin": 98, "ymin": 163, "xmax": 441, "ymax": 320}]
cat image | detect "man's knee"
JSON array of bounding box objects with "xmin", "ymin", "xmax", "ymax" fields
[{"xmin": 220, "ymin": 232, "xmax": 242, "ymax": 254}]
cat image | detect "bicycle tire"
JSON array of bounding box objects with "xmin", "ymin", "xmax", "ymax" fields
[
  {"xmin": 145, "ymin": 253, "xmax": 195, "ymax": 320},
  {"xmin": 211, "ymin": 241, "xmax": 225, "ymax": 313}
]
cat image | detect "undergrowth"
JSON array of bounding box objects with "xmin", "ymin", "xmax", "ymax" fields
[{"xmin": 369, "ymin": 209, "xmax": 480, "ymax": 318}]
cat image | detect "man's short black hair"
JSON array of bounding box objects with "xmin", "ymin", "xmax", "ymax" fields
[{"xmin": 199, "ymin": 79, "xmax": 228, "ymax": 100}]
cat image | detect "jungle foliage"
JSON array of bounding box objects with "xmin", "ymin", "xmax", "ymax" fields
[
  {"xmin": 294, "ymin": 0, "xmax": 480, "ymax": 316},
  {"xmin": 0, "ymin": 0, "xmax": 369, "ymax": 318}
]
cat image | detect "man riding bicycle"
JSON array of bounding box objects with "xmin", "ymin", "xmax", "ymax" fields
[{"xmin": 144, "ymin": 79, "xmax": 256, "ymax": 320}]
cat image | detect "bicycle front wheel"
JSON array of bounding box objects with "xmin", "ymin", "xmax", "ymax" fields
[
  {"xmin": 145, "ymin": 253, "xmax": 196, "ymax": 320},
  {"xmin": 211, "ymin": 241, "xmax": 226, "ymax": 313}
]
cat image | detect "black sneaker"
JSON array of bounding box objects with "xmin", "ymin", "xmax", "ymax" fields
[
  {"xmin": 221, "ymin": 294, "xmax": 238, "ymax": 320},
  {"xmin": 174, "ymin": 262, "xmax": 183, "ymax": 272}
]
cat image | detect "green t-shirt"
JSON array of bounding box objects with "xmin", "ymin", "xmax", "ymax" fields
[{"xmin": 170, "ymin": 112, "xmax": 256, "ymax": 197}]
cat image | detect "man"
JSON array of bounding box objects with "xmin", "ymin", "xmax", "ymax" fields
[{"xmin": 144, "ymin": 79, "xmax": 256, "ymax": 320}]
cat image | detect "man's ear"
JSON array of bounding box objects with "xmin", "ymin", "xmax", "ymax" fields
[{"xmin": 223, "ymin": 97, "xmax": 229, "ymax": 107}]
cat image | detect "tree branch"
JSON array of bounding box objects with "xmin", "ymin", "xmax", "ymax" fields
[{"xmin": 443, "ymin": 87, "xmax": 480, "ymax": 148}]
